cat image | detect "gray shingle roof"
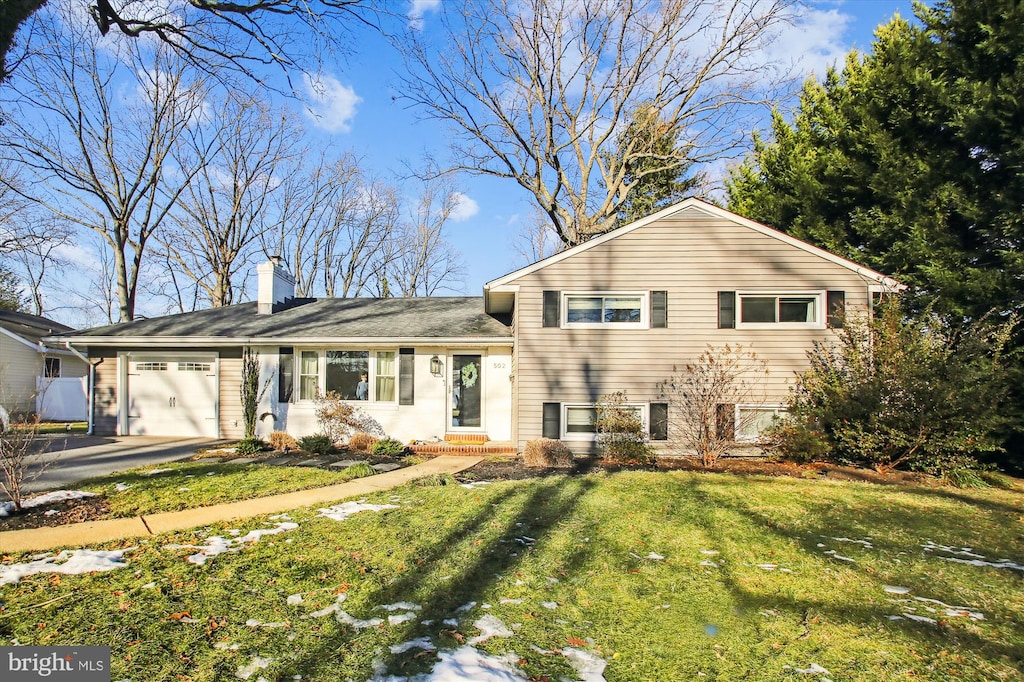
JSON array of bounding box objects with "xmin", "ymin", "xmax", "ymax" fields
[
  {"xmin": 54, "ymin": 297, "xmax": 512, "ymax": 344},
  {"xmin": 0, "ymin": 310, "xmax": 73, "ymax": 343}
]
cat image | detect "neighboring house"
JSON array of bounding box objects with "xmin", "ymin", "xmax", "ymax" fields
[
  {"xmin": 0, "ymin": 310, "xmax": 89, "ymax": 420},
  {"xmin": 50, "ymin": 199, "xmax": 900, "ymax": 451}
]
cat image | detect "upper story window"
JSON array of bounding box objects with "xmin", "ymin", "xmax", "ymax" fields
[
  {"xmin": 562, "ymin": 292, "xmax": 647, "ymax": 329},
  {"xmin": 44, "ymin": 357, "xmax": 61, "ymax": 377},
  {"xmin": 736, "ymin": 291, "xmax": 824, "ymax": 329}
]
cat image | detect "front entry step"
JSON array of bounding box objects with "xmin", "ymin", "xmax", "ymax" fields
[{"xmin": 411, "ymin": 440, "xmax": 517, "ymax": 456}]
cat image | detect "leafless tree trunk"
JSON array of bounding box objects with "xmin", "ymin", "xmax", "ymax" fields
[
  {"xmin": 156, "ymin": 92, "xmax": 304, "ymax": 309},
  {"xmin": 398, "ymin": 0, "xmax": 795, "ymax": 246},
  {"xmin": 0, "ymin": 4, "xmax": 214, "ymax": 322}
]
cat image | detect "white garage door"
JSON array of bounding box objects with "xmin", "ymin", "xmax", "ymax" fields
[{"xmin": 126, "ymin": 356, "xmax": 218, "ymax": 437}]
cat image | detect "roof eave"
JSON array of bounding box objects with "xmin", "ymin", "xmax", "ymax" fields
[{"xmin": 51, "ymin": 335, "xmax": 514, "ymax": 347}]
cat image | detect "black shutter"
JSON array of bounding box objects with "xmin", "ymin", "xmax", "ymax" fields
[
  {"xmin": 399, "ymin": 348, "xmax": 415, "ymax": 405},
  {"xmin": 278, "ymin": 347, "xmax": 294, "ymax": 403},
  {"xmin": 543, "ymin": 291, "xmax": 559, "ymax": 327},
  {"xmin": 650, "ymin": 402, "xmax": 668, "ymax": 441},
  {"xmin": 827, "ymin": 290, "xmax": 846, "ymax": 328},
  {"xmin": 718, "ymin": 291, "xmax": 736, "ymax": 329},
  {"xmin": 542, "ymin": 402, "xmax": 561, "ymax": 439},
  {"xmin": 651, "ymin": 291, "xmax": 668, "ymax": 328}
]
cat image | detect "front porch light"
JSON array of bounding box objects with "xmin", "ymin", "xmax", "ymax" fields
[{"xmin": 430, "ymin": 355, "xmax": 443, "ymax": 376}]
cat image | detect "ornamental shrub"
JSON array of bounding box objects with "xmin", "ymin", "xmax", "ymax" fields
[
  {"xmin": 522, "ymin": 438, "xmax": 573, "ymax": 468},
  {"xmin": 267, "ymin": 430, "xmax": 297, "ymax": 451},
  {"xmin": 234, "ymin": 437, "xmax": 268, "ymax": 456},
  {"xmin": 775, "ymin": 304, "xmax": 1014, "ymax": 480},
  {"xmin": 348, "ymin": 432, "xmax": 379, "ymax": 453},
  {"xmin": 314, "ymin": 392, "xmax": 384, "ymax": 444},
  {"xmin": 341, "ymin": 461, "xmax": 376, "ymax": 480},
  {"xmin": 372, "ymin": 437, "xmax": 407, "ymax": 457},
  {"xmin": 595, "ymin": 391, "xmax": 655, "ymax": 465},
  {"xmin": 298, "ymin": 433, "xmax": 335, "ymax": 456}
]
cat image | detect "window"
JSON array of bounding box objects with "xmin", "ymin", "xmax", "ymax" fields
[
  {"xmin": 562, "ymin": 403, "xmax": 646, "ymax": 440},
  {"xmin": 291, "ymin": 349, "xmax": 398, "ymax": 403},
  {"xmin": 178, "ymin": 362, "xmax": 212, "ymax": 372},
  {"xmin": 326, "ymin": 350, "xmax": 369, "ymax": 400},
  {"xmin": 135, "ymin": 362, "xmax": 168, "ymax": 371},
  {"xmin": 299, "ymin": 351, "xmax": 319, "ymax": 401},
  {"xmin": 735, "ymin": 405, "xmax": 786, "ymax": 442},
  {"xmin": 44, "ymin": 357, "xmax": 61, "ymax": 378},
  {"xmin": 376, "ymin": 351, "xmax": 396, "ymax": 402},
  {"xmin": 562, "ymin": 292, "xmax": 646, "ymax": 328},
  {"xmin": 736, "ymin": 291, "xmax": 824, "ymax": 329},
  {"xmin": 278, "ymin": 347, "xmax": 294, "ymax": 402}
]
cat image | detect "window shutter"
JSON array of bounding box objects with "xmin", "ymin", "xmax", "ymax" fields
[
  {"xmin": 542, "ymin": 402, "xmax": 561, "ymax": 439},
  {"xmin": 650, "ymin": 402, "xmax": 668, "ymax": 441},
  {"xmin": 651, "ymin": 291, "xmax": 668, "ymax": 328},
  {"xmin": 399, "ymin": 348, "xmax": 415, "ymax": 405},
  {"xmin": 543, "ymin": 291, "xmax": 559, "ymax": 327},
  {"xmin": 718, "ymin": 291, "xmax": 736, "ymax": 329},
  {"xmin": 278, "ymin": 347, "xmax": 294, "ymax": 403},
  {"xmin": 827, "ymin": 290, "xmax": 846, "ymax": 328}
]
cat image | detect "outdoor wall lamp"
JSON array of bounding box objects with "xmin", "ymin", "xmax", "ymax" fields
[{"xmin": 430, "ymin": 355, "xmax": 443, "ymax": 376}]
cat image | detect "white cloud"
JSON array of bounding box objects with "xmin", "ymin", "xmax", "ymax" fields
[
  {"xmin": 769, "ymin": 6, "xmax": 853, "ymax": 79},
  {"xmin": 450, "ymin": 192, "xmax": 479, "ymax": 222},
  {"xmin": 302, "ymin": 73, "xmax": 362, "ymax": 133},
  {"xmin": 408, "ymin": 0, "xmax": 441, "ymax": 30}
]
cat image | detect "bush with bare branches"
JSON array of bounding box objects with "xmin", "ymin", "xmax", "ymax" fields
[
  {"xmin": 314, "ymin": 391, "xmax": 384, "ymax": 444},
  {"xmin": 523, "ymin": 438, "xmax": 573, "ymax": 468},
  {"xmin": 0, "ymin": 414, "xmax": 48, "ymax": 513}
]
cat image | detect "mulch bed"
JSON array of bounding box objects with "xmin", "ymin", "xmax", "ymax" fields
[{"xmin": 1, "ymin": 455, "xmax": 929, "ymax": 534}]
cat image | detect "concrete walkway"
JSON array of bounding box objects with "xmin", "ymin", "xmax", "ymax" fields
[{"xmin": 0, "ymin": 456, "xmax": 483, "ymax": 554}]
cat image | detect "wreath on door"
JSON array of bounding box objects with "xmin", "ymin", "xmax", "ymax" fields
[{"xmin": 460, "ymin": 362, "xmax": 478, "ymax": 388}]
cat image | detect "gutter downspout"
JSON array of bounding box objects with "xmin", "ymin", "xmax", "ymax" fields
[{"xmin": 64, "ymin": 341, "xmax": 95, "ymax": 436}]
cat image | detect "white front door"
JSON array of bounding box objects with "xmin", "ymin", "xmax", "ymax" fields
[{"xmin": 126, "ymin": 356, "xmax": 218, "ymax": 437}]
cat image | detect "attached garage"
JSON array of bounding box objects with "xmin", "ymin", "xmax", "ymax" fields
[{"xmin": 124, "ymin": 354, "xmax": 219, "ymax": 437}]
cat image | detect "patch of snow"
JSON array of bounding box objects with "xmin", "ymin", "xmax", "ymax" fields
[
  {"xmin": 698, "ymin": 560, "xmax": 720, "ymax": 568},
  {"xmin": 455, "ymin": 601, "xmax": 477, "ymax": 612},
  {"xmin": 631, "ymin": 552, "xmax": 665, "ymax": 560},
  {"xmin": 141, "ymin": 582, "xmax": 157, "ymax": 589},
  {"xmin": 829, "ymin": 537, "xmax": 873, "ymax": 548},
  {"xmin": 165, "ymin": 522, "xmax": 298, "ymax": 565},
  {"xmin": 379, "ymin": 602, "xmax": 422, "ymax": 612},
  {"xmin": 317, "ymin": 501, "xmax": 400, "ymax": 521},
  {"xmin": 388, "ymin": 612, "xmax": 418, "ymax": 626},
  {"xmin": 0, "ymin": 548, "xmax": 133, "ymax": 585},
  {"xmin": 459, "ymin": 481, "xmax": 494, "ymax": 490},
  {"xmin": 756, "ymin": 564, "xmax": 778, "ymax": 571},
  {"xmin": 514, "ymin": 536, "xmax": 536, "ymax": 546},
  {"xmin": 546, "ymin": 577, "xmax": 560, "ymax": 584},
  {"xmin": 115, "ymin": 482, "xmax": 131, "ymax": 492},
  {"xmin": 43, "ymin": 510, "xmax": 59, "ymax": 516},
  {"xmin": 883, "ymin": 586, "xmax": 911, "ymax": 594},
  {"xmin": 245, "ymin": 619, "xmax": 288, "ymax": 628},
  {"xmin": 269, "ymin": 513, "xmax": 292, "ymax": 520},
  {"xmin": 562, "ymin": 647, "xmax": 608, "ymax": 682},
  {"xmin": 901, "ymin": 613, "xmax": 938, "ymax": 624},
  {"xmin": 336, "ymin": 610, "xmax": 384, "ymax": 630},
  {"xmin": 146, "ymin": 468, "xmax": 173, "ymax": 476},
  {"xmin": 390, "ymin": 637, "xmax": 436, "ymax": 654},
  {"xmin": 442, "ymin": 618, "xmax": 459, "ymax": 626},
  {"xmin": 468, "ymin": 614, "xmax": 514, "ymax": 645},
  {"xmin": 699, "ymin": 550, "xmax": 719, "ymax": 556},
  {"xmin": 236, "ymin": 655, "xmax": 273, "ymax": 680},
  {"xmin": 795, "ymin": 662, "xmax": 831, "ymax": 675},
  {"xmin": 499, "ymin": 598, "xmax": 524, "ymax": 605},
  {"xmin": 822, "ymin": 550, "xmax": 856, "ymax": 563},
  {"xmin": 307, "ymin": 594, "xmax": 347, "ymax": 618},
  {"xmin": 540, "ymin": 601, "xmax": 558, "ymax": 610},
  {"xmin": 287, "ymin": 594, "xmax": 303, "ymax": 605},
  {"xmin": 421, "ymin": 647, "xmax": 527, "ymax": 681},
  {"xmin": 913, "ymin": 597, "xmax": 984, "ymax": 620},
  {"xmin": 0, "ymin": 490, "xmax": 98, "ymax": 517},
  {"xmin": 214, "ymin": 642, "xmax": 241, "ymax": 650}
]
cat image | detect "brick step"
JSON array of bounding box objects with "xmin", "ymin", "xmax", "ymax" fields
[{"xmin": 411, "ymin": 441, "xmax": 518, "ymax": 456}]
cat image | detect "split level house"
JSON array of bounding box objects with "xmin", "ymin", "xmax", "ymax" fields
[{"xmin": 46, "ymin": 199, "xmax": 902, "ymax": 453}]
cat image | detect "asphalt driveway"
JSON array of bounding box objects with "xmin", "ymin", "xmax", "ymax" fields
[{"xmin": 22, "ymin": 436, "xmax": 227, "ymax": 493}]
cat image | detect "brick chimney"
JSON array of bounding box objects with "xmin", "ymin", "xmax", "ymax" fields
[{"xmin": 256, "ymin": 256, "xmax": 295, "ymax": 315}]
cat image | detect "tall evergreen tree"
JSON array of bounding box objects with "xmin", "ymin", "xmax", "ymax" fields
[
  {"xmin": 727, "ymin": 1, "xmax": 1024, "ymax": 322},
  {"xmin": 0, "ymin": 262, "xmax": 27, "ymax": 312}
]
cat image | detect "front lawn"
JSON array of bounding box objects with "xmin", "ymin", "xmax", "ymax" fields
[{"xmin": 1, "ymin": 470, "xmax": 1021, "ymax": 680}]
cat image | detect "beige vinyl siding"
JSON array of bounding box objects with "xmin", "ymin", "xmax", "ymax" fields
[
  {"xmin": 510, "ymin": 207, "xmax": 878, "ymax": 451},
  {"xmin": 53, "ymin": 354, "xmax": 89, "ymax": 378},
  {"xmin": 0, "ymin": 334, "xmax": 42, "ymax": 414},
  {"xmin": 92, "ymin": 353, "xmax": 118, "ymax": 435},
  {"xmin": 218, "ymin": 348, "xmax": 244, "ymax": 440}
]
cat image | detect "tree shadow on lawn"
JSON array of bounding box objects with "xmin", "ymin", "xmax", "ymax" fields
[
  {"xmin": 288, "ymin": 476, "xmax": 599, "ymax": 679},
  {"xmin": 669, "ymin": 475, "xmax": 1024, "ymax": 670},
  {"xmin": 897, "ymin": 483, "xmax": 1024, "ymax": 517}
]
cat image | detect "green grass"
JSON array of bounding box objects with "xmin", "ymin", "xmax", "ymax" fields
[
  {"xmin": 74, "ymin": 461, "xmax": 366, "ymax": 517},
  {"xmin": 2, "ymin": 470, "xmax": 1022, "ymax": 680}
]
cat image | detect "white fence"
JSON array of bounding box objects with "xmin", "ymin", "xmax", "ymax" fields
[{"xmin": 36, "ymin": 376, "xmax": 88, "ymax": 421}]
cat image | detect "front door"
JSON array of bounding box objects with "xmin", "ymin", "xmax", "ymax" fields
[{"xmin": 450, "ymin": 354, "xmax": 482, "ymax": 429}]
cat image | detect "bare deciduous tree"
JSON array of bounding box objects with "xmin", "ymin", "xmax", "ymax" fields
[
  {"xmin": 1, "ymin": 4, "xmax": 214, "ymax": 321},
  {"xmin": 389, "ymin": 177, "xmax": 465, "ymax": 297},
  {"xmin": 512, "ymin": 208, "xmax": 564, "ymax": 266},
  {"xmin": 157, "ymin": 92, "xmax": 304, "ymax": 309},
  {"xmin": 398, "ymin": 0, "xmax": 795, "ymax": 246},
  {"xmin": 11, "ymin": 215, "xmax": 73, "ymax": 317}
]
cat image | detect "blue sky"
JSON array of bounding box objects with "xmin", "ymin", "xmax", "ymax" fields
[{"xmin": 297, "ymin": 0, "xmax": 918, "ymax": 296}]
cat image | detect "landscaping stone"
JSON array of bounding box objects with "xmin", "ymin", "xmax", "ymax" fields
[
  {"xmin": 227, "ymin": 457, "xmax": 258, "ymax": 465},
  {"xmin": 329, "ymin": 460, "xmax": 361, "ymax": 468},
  {"xmin": 263, "ymin": 457, "xmax": 295, "ymax": 466},
  {"xmin": 372, "ymin": 463, "xmax": 401, "ymax": 473},
  {"xmin": 295, "ymin": 459, "xmax": 324, "ymax": 467}
]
